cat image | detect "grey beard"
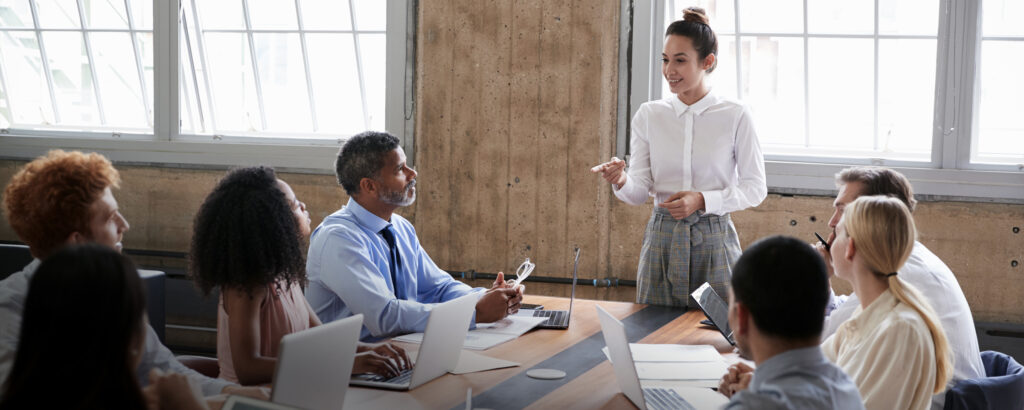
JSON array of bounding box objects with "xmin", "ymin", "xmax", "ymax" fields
[{"xmin": 380, "ymin": 180, "xmax": 416, "ymax": 206}]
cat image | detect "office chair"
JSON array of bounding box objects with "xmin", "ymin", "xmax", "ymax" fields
[
  {"xmin": 0, "ymin": 244, "xmax": 33, "ymax": 281},
  {"xmin": 944, "ymin": 350, "xmax": 1024, "ymax": 410}
]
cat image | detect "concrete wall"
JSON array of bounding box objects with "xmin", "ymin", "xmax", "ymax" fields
[{"xmin": 1, "ymin": 0, "xmax": 1021, "ymax": 324}]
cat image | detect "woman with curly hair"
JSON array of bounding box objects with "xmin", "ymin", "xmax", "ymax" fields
[{"xmin": 190, "ymin": 166, "xmax": 410, "ymax": 386}]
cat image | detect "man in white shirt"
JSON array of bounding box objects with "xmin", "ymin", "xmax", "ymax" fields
[
  {"xmin": 815, "ymin": 166, "xmax": 984, "ymax": 409},
  {"xmin": 0, "ymin": 150, "xmax": 264, "ymax": 400}
]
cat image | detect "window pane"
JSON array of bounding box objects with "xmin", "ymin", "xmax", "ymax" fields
[
  {"xmin": 878, "ymin": 39, "xmax": 935, "ymax": 158},
  {"xmin": 975, "ymin": 41, "xmax": 1024, "ymax": 163},
  {"xmin": 738, "ymin": 0, "xmax": 802, "ymax": 34},
  {"xmin": 808, "ymin": 0, "xmax": 873, "ymax": 35},
  {"xmin": 361, "ymin": 33, "xmax": 385, "ymax": 131},
  {"xmin": 196, "ymin": 1, "xmax": 244, "ymax": 30},
  {"xmin": 82, "ymin": 0, "xmax": 129, "ymax": 29},
  {"xmin": 663, "ymin": 0, "xmax": 736, "ymax": 34},
  {"xmin": 0, "ymin": 0, "xmax": 34, "ymax": 28},
  {"xmin": 43, "ymin": 32, "xmax": 100, "ymax": 125},
  {"xmin": 807, "ymin": 38, "xmax": 873, "ymax": 151},
  {"xmin": 983, "ymin": 0, "xmax": 1024, "ymax": 37},
  {"xmin": 299, "ymin": 0, "xmax": 352, "ymax": 30},
  {"xmin": 306, "ymin": 33, "xmax": 363, "ymax": 134},
  {"xmin": 0, "ymin": 30, "xmax": 53, "ymax": 124},
  {"xmin": 92, "ymin": 32, "xmax": 147, "ymax": 128},
  {"xmin": 707, "ymin": 35, "xmax": 737, "ymax": 99},
  {"xmin": 128, "ymin": 0, "xmax": 152, "ymax": 30},
  {"xmin": 137, "ymin": 32, "xmax": 153, "ymax": 123},
  {"xmin": 204, "ymin": 33, "xmax": 260, "ymax": 132},
  {"xmin": 743, "ymin": 37, "xmax": 805, "ymax": 149},
  {"xmin": 879, "ymin": 0, "xmax": 939, "ymax": 36},
  {"xmin": 247, "ymin": 0, "xmax": 297, "ymax": 30},
  {"xmin": 351, "ymin": 0, "xmax": 385, "ymax": 31},
  {"xmin": 35, "ymin": 0, "xmax": 80, "ymax": 28},
  {"xmin": 252, "ymin": 33, "xmax": 312, "ymax": 132}
]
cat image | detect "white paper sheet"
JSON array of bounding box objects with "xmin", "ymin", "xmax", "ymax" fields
[
  {"xmin": 627, "ymin": 343, "xmax": 722, "ymax": 362},
  {"xmin": 394, "ymin": 315, "xmax": 548, "ymax": 350},
  {"xmin": 634, "ymin": 361, "xmax": 729, "ymax": 381},
  {"xmin": 408, "ymin": 349, "xmax": 520, "ymax": 375}
]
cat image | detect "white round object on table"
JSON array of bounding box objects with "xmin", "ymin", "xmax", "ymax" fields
[{"xmin": 526, "ymin": 368, "xmax": 567, "ymax": 380}]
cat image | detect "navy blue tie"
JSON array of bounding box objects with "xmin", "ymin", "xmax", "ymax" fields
[{"xmin": 379, "ymin": 226, "xmax": 403, "ymax": 298}]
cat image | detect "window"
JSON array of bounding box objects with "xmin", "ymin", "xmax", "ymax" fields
[
  {"xmin": 627, "ymin": 0, "xmax": 1024, "ymax": 200},
  {"xmin": 0, "ymin": 0, "xmax": 413, "ymax": 170}
]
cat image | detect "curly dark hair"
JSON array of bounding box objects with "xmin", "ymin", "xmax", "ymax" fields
[{"xmin": 189, "ymin": 166, "xmax": 307, "ymax": 295}]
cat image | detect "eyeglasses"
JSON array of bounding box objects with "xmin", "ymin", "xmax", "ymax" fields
[{"xmin": 510, "ymin": 257, "xmax": 535, "ymax": 286}]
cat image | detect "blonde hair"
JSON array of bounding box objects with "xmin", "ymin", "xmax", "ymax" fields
[{"xmin": 843, "ymin": 196, "xmax": 952, "ymax": 393}]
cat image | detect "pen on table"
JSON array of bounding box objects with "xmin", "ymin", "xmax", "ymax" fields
[{"xmin": 814, "ymin": 232, "xmax": 831, "ymax": 252}]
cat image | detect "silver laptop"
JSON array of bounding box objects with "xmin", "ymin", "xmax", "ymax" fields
[
  {"xmin": 350, "ymin": 292, "xmax": 478, "ymax": 390},
  {"xmin": 271, "ymin": 313, "xmax": 363, "ymax": 410},
  {"xmin": 596, "ymin": 305, "xmax": 728, "ymax": 410},
  {"xmin": 531, "ymin": 247, "xmax": 580, "ymax": 329}
]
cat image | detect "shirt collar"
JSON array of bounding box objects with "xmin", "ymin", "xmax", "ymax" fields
[
  {"xmin": 749, "ymin": 346, "xmax": 827, "ymax": 389},
  {"xmin": 846, "ymin": 288, "xmax": 899, "ymax": 332},
  {"xmin": 345, "ymin": 197, "xmax": 392, "ymax": 233},
  {"xmin": 670, "ymin": 90, "xmax": 718, "ymax": 117}
]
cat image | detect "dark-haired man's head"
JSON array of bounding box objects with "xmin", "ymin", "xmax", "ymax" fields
[
  {"xmin": 828, "ymin": 167, "xmax": 916, "ymax": 232},
  {"xmin": 2, "ymin": 150, "xmax": 130, "ymax": 259},
  {"xmin": 335, "ymin": 131, "xmax": 418, "ymax": 215},
  {"xmin": 728, "ymin": 235, "xmax": 830, "ymax": 363}
]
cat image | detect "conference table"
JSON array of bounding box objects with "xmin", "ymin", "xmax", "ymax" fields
[{"xmin": 342, "ymin": 295, "xmax": 737, "ymax": 409}]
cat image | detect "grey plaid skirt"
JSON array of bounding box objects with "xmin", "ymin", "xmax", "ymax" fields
[{"xmin": 636, "ymin": 207, "xmax": 741, "ymax": 308}]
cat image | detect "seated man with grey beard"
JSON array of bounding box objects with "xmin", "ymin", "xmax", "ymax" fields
[{"xmin": 305, "ymin": 131, "xmax": 523, "ymax": 341}]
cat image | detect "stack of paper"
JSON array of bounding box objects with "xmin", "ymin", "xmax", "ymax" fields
[
  {"xmin": 395, "ymin": 315, "xmax": 548, "ymax": 350},
  {"xmin": 602, "ymin": 344, "xmax": 730, "ymax": 388}
]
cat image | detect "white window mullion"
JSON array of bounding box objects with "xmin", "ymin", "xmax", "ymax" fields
[
  {"xmin": 187, "ymin": 0, "xmax": 217, "ymax": 132},
  {"xmin": 28, "ymin": 0, "xmax": 61, "ymax": 124},
  {"xmin": 76, "ymin": 0, "xmax": 107, "ymax": 125},
  {"xmin": 801, "ymin": 0, "xmax": 809, "ymax": 148},
  {"xmin": 123, "ymin": 0, "xmax": 153, "ymax": 127},
  {"xmin": 934, "ymin": 0, "xmax": 983, "ymax": 169},
  {"xmin": 347, "ymin": 0, "xmax": 370, "ymax": 130},
  {"xmin": 241, "ymin": 0, "xmax": 268, "ymax": 131},
  {"xmin": 872, "ymin": 0, "xmax": 879, "ymax": 151},
  {"xmin": 294, "ymin": 0, "xmax": 318, "ymax": 132},
  {"xmin": 733, "ymin": 0, "xmax": 742, "ymax": 101},
  {"xmin": 154, "ymin": 0, "xmax": 179, "ymax": 141}
]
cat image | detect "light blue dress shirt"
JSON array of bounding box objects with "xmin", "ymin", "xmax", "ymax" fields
[
  {"xmin": 725, "ymin": 346, "xmax": 864, "ymax": 410},
  {"xmin": 305, "ymin": 198, "xmax": 479, "ymax": 341}
]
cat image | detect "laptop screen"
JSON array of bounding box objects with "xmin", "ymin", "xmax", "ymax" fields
[
  {"xmin": 567, "ymin": 247, "xmax": 580, "ymax": 314},
  {"xmin": 691, "ymin": 282, "xmax": 733, "ymax": 344}
]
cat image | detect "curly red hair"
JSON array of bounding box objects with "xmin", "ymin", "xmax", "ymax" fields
[{"xmin": 3, "ymin": 150, "xmax": 120, "ymax": 258}]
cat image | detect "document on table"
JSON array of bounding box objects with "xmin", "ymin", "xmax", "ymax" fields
[
  {"xmin": 395, "ymin": 315, "xmax": 548, "ymax": 350},
  {"xmin": 408, "ymin": 349, "xmax": 520, "ymax": 375},
  {"xmin": 602, "ymin": 344, "xmax": 729, "ymax": 383}
]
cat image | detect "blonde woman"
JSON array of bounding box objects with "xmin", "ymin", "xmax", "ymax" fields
[{"xmin": 822, "ymin": 196, "xmax": 952, "ymax": 410}]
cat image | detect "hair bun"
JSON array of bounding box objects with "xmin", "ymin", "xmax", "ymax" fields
[{"xmin": 682, "ymin": 7, "xmax": 710, "ymax": 25}]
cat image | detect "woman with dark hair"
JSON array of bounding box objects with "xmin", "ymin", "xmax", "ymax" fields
[
  {"xmin": 190, "ymin": 166, "xmax": 409, "ymax": 386},
  {"xmin": 591, "ymin": 7, "xmax": 766, "ymax": 308},
  {"xmin": 0, "ymin": 244, "xmax": 205, "ymax": 409}
]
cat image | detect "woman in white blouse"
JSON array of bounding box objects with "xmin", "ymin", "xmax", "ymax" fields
[
  {"xmin": 822, "ymin": 195, "xmax": 953, "ymax": 410},
  {"xmin": 591, "ymin": 7, "xmax": 766, "ymax": 308}
]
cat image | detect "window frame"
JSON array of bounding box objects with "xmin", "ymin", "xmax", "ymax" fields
[
  {"xmin": 0, "ymin": 0, "xmax": 416, "ymax": 173},
  {"xmin": 622, "ymin": 0, "xmax": 1024, "ymax": 202}
]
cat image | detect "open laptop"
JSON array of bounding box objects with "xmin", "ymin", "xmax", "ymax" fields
[
  {"xmin": 270, "ymin": 313, "xmax": 363, "ymax": 410},
  {"xmin": 690, "ymin": 282, "xmax": 736, "ymax": 346},
  {"xmin": 350, "ymin": 292, "xmax": 478, "ymax": 390},
  {"xmin": 596, "ymin": 305, "xmax": 728, "ymax": 410},
  {"xmin": 529, "ymin": 247, "xmax": 580, "ymax": 329}
]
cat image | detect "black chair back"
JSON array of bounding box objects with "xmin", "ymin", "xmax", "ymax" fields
[{"xmin": 0, "ymin": 244, "xmax": 33, "ymax": 281}]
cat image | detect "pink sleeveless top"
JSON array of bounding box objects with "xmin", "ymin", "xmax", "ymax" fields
[{"xmin": 216, "ymin": 280, "xmax": 312, "ymax": 383}]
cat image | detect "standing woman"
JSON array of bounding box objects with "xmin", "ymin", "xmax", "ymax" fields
[{"xmin": 592, "ymin": 7, "xmax": 766, "ymax": 307}]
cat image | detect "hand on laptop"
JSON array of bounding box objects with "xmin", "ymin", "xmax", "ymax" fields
[
  {"xmin": 354, "ymin": 343, "xmax": 410, "ymax": 377},
  {"xmin": 717, "ymin": 362, "xmax": 753, "ymax": 398},
  {"xmin": 357, "ymin": 342, "xmax": 412, "ymax": 374}
]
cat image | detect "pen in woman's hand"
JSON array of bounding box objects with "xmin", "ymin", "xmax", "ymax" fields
[{"xmin": 814, "ymin": 232, "xmax": 831, "ymax": 252}]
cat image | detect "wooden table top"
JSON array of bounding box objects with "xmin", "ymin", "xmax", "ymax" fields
[{"xmin": 343, "ymin": 295, "xmax": 735, "ymax": 410}]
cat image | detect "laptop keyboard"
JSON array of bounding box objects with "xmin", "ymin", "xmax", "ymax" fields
[
  {"xmin": 362, "ymin": 368, "xmax": 413, "ymax": 384},
  {"xmin": 642, "ymin": 387, "xmax": 695, "ymax": 410},
  {"xmin": 533, "ymin": 310, "xmax": 567, "ymax": 326}
]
